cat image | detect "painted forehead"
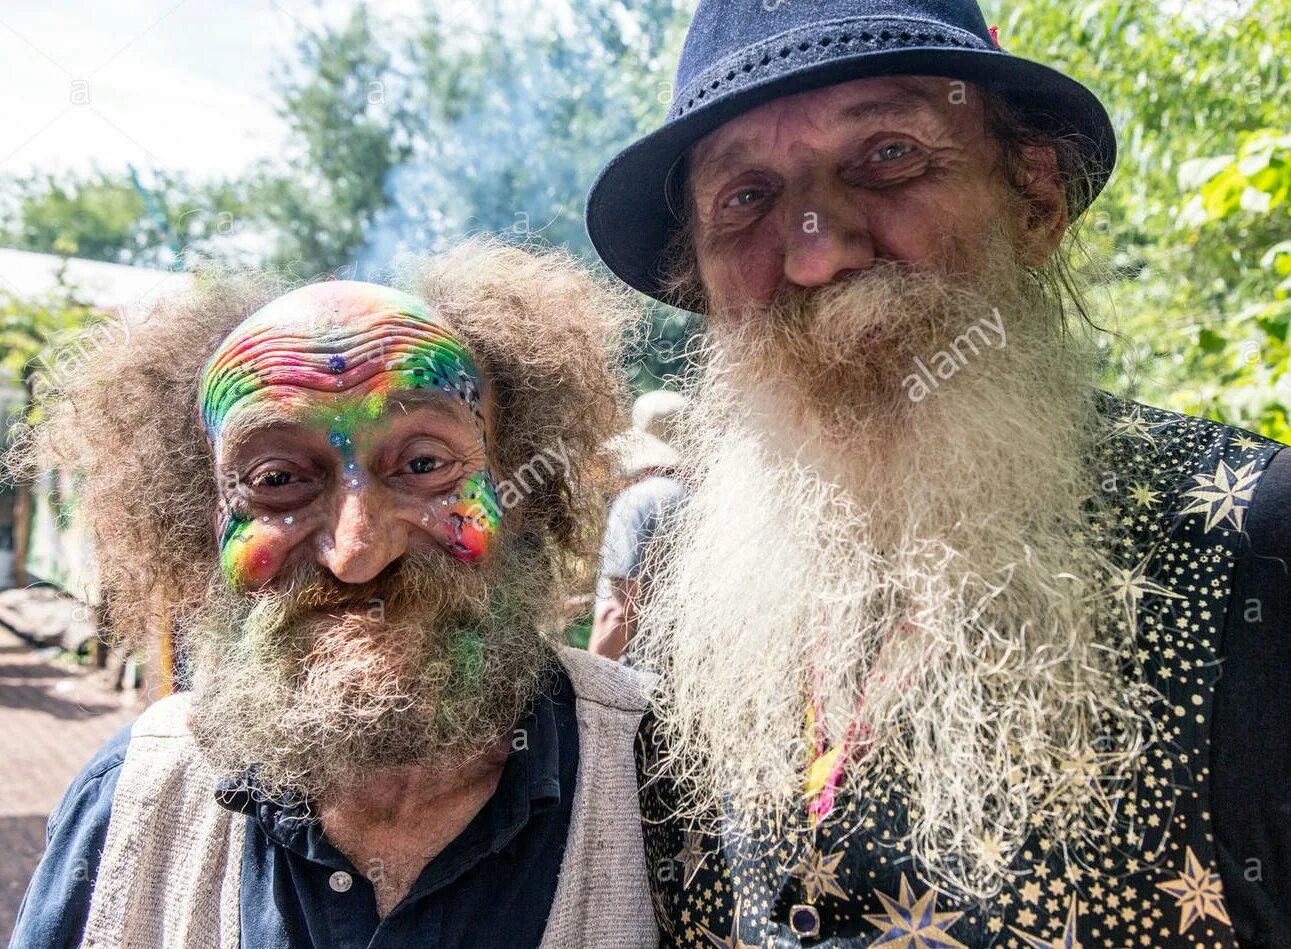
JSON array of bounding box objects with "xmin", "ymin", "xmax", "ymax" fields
[{"xmin": 198, "ymin": 281, "xmax": 484, "ymax": 435}]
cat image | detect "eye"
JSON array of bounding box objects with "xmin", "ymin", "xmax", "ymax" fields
[
  {"xmin": 871, "ymin": 140, "xmax": 916, "ymax": 163},
  {"xmin": 252, "ymin": 470, "xmax": 293, "ymax": 488},
  {"xmin": 723, "ymin": 188, "xmax": 766, "ymax": 208},
  {"xmin": 407, "ymin": 455, "xmax": 444, "ymax": 475}
]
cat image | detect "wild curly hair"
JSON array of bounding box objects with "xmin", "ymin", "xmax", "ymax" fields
[{"xmin": 11, "ymin": 237, "xmax": 632, "ymax": 647}]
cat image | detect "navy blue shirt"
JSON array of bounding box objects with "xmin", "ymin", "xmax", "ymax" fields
[{"xmin": 9, "ymin": 665, "xmax": 579, "ymax": 949}]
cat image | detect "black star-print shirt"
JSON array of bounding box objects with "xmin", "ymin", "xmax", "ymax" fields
[{"xmin": 637, "ymin": 412, "xmax": 1291, "ymax": 949}]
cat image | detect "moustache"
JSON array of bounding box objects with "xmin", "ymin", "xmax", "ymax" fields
[{"xmin": 245, "ymin": 548, "xmax": 482, "ymax": 625}]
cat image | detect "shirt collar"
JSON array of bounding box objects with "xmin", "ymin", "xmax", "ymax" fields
[{"xmin": 212, "ymin": 664, "xmax": 569, "ymax": 870}]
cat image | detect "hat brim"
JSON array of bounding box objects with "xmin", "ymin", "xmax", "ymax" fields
[{"xmin": 586, "ymin": 47, "xmax": 1116, "ymax": 308}]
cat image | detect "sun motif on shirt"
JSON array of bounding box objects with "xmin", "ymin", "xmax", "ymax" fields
[
  {"xmin": 1108, "ymin": 552, "xmax": 1184, "ymax": 630},
  {"xmin": 696, "ymin": 906, "xmax": 758, "ymax": 949},
  {"xmin": 1106, "ymin": 404, "xmax": 1161, "ymax": 446},
  {"xmin": 1128, "ymin": 482, "xmax": 1162, "ymax": 508},
  {"xmin": 1156, "ymin": 846, "xmax": 1231, "ymax": 934}
]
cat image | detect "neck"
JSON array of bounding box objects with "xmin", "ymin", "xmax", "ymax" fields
[{"xmin": 316, "ymin": 737, "xmax": 510, "ymax": 917}]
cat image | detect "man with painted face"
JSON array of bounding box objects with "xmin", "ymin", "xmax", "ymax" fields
[
  {"xmin": 586, "ymin": 0, "xmax": 1291, "ymax": 946},
  {"xmin": 8, "ymin": 241, "xmax": 657, "ymax": 949}
]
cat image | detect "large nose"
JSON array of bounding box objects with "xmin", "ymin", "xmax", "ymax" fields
[
  {"xmin": 780, "ymin": 179, "xmax": 876, "ymax": 289},
  {"xmin": 319, "ymin": 488, "xmax": 406, "ymax": 584}
]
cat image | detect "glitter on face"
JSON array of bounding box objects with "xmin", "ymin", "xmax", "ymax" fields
[
  {"xmin": 200, "ymin": 282, "xmax": 499, "ymax": 584},
  {"xmin": 198, "ymin": 284, "xmax": 485, "ymax": 438}
]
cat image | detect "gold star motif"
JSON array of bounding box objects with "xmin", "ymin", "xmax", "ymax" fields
[
  {"xmin": 789, "ymin": 846, "xmax": 849, "ymax": 902},
  {"xmin": 863, "ymin": 874, "xmax": 967, "ymax": 948},
  {"xmin": 975, "ymin": 832, "xmax": 1006, "ymax": 867},
  {"xmin": 1011, "ymin": 894, "xmax": 1083, "ymax": 948},
  {"xmin": 1107, "ymin": 405, "xmax": 1159, "ymax": 445},
  {"xmin": 696, "ymin": 910, "xmax": 758, "ymax": 949},
  {"xmin": 1128, "ymin": 482, "xmax": 1162, "ymax": 508},
  {"xmin": 1109, "ymin": 553, "xmax": 1184, "ymax": 630},
  {"xmin": 675, "ymin": 830, "xmax": 710, "ymax": 889},
  {"xmin": 1156, "ymin": 846, "xmax": 1231, "ymax": 934},
  {"xmin": 1232, "ymin": 433, "xmax": 1261, "ymax": 451},
  {"xmin": 1178, "ymin": 458, "xmax": 1261, "ymax": 532}
]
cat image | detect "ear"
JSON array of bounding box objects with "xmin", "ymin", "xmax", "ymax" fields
[{"xmin": 1014, "ymin": 144, "xmax": 1069, "ymax": 266}]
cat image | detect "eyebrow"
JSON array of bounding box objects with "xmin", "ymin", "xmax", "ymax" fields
[
  {"xmin": 691, "ymin": 88, "xmax": 936, "ymax": 188},
  {"xmin": 837, "ymin": 89, "xmax": 933, "ymax": 124}
]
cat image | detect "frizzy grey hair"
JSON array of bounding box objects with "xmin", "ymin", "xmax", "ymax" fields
[{"xmin": 10, "ymin": 238, "xmax": 633, "ymax": 648}]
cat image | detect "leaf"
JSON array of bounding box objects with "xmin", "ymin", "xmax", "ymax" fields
[
  {"xmin": 1238, "ymin": 149, "xmax": 1272, "ymax": 178},
  {"xmin": 1197, "ymin": 327, "xmax": 1228, "ymax": 354},
  {"xmin": 1199, "ymin": 166, "xmax": 1248, "ymax": 219}
]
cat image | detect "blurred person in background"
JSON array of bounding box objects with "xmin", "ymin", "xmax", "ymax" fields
[
  {"xmin": 590, "ymin": 389, "xmax": 689, "ymax": 662},
  {"xmin": 7, "ymin": 241, "xmax": 657, "ymax": 949}
]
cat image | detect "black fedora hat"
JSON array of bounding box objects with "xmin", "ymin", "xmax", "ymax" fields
[{"xmin": 586, "ymin": 0, "xmax": 1117, "ymax": 307}]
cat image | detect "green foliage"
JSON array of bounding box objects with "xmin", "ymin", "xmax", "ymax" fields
[
  {"xmin": 0, "ymin": 171, "xmax": 248, "ymax": 269},
  {"xmin": 983, "ymin": 0, "xmax": 1291, "ymax": 439},
  {"xmin": 247, "ymin": 6, "xmax": 408, "ymax": 278},
  {"xmin": 2, "ymin": 0, "xmax": 1284, "ymax": 421},
  {"xmin": 337, "ymin": 0, "xmax": 697, "ymax": 387},
  {"xmin": 0, "ymin": 264, "xmax": 97, "ymax": 431}
]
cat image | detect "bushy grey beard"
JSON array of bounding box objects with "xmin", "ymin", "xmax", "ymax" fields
[
  {"xmin": 186, "ymin": 537, "xmax": 556, "ymax": 804},
  {"xmin": 635, "ymin": 236, "xmax": 1153, "ymax": 898}
]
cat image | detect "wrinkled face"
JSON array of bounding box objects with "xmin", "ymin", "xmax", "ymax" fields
[
  {"xmin": 687, "ymin": 75, "xmax": 1059, "ymax": 313},
  {"xmin": 199, "ymin": 281, "xmax": 501, "ymax": 590}
]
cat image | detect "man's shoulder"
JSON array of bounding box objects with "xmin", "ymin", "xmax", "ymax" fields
[
  {"xmin": 611, "ymin": 475, "xmax": 688, "ymax": 519},
  {"xmin": 48, "ymin": 693, "xmax": 198, "ymax": 837},
  {"xmin": 1103, "ymin": 393, "xmax": 1287, "ymax": 452},
  {"xmin": 556, "ymin": 645, "xmax": 655, "ymax": 714},
  {"xmin": 1240, "ymin": 442, "xmax": 1291, "ymax": 556},
  {"xmin": 48, "ymin": 718, "xmax": 134, "ymax": 836},
  {"xmin": 126, "ymin": 691, "xmax": 193, "ymax": 740}
]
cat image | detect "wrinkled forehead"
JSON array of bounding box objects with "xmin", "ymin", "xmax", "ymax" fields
[{"xmin": 198, "ymin": 280, "xmax": 484, "ymax": 435}]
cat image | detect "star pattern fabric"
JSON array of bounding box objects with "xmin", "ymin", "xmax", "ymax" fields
[
  {"xmin": 637, "ymin": 397, "xmax": 1282, "ymax": 948},
  {"xmin": 1178, "ymin": 458, "xmax": 1261, "ymax": 532},
  {"xmin": 1157, "ymin": 846, "xmax": 1233, "ymax": 934},
  {"xmin": 863, "ymin": 875, "xmax": 967, "ymax": 948},
  {"xmin": 1010, "ymin": 896, "xmax": 1082, "ymax": 948},
  {"xmin": 789, "ymin": 847, "xmax": 849, "ymax": 902}
]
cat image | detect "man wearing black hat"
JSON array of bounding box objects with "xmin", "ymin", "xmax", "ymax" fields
[{"xmin": 587, "ymin": 1, "xmax": 1291, "ymax": 946}]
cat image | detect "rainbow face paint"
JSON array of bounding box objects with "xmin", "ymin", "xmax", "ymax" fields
[
  {"xmin": 219, "ymin": 512, "xmax": 277, "ymax": 587},
  {"xmin": 199, "ymin": 282, "xmax": 499, "ymax": 586},
  {"xmin": 444, "ymin": 470, "xmax": 502, "ymax": 562},
  {"xmin": 200, "ymin": 283, "xmax": 484, "ymax": 438}
]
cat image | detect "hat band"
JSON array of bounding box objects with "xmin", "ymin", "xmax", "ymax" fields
[{"xmin": 670, "ymin": 14, "xmax": 995, "ymax": 121}]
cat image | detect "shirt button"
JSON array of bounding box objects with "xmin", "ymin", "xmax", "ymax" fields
[{"xmin": 329, "ymin": 870, "xmax": 353, "ymax": 893}]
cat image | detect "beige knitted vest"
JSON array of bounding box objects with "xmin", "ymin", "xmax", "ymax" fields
[{"xmin": 81, "ymin": 646, "xmax": 658, "ymax": 949}]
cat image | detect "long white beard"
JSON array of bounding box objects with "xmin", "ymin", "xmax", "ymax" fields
[{"xmin": 635, "ymin": 250, "xmax": 1154, "ymax": 898}]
